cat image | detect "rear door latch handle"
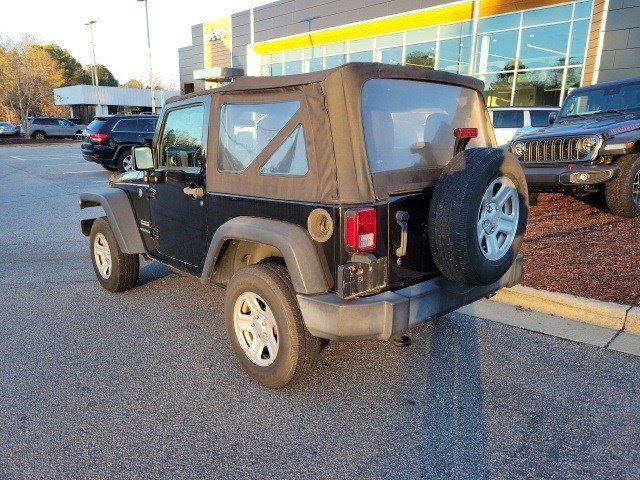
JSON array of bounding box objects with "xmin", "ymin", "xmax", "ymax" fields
[{"xmin": 395, "ymin": 211, "xmax": 409, "ymax": 264}]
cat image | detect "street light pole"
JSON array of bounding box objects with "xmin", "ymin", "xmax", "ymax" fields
[
  {"xmin": 138, "ymin": 0, "xmax": 156, "ymax": 114},
  {"xmin": 85, "ymin": 20, "xmax": 102, "ymax": 114}
]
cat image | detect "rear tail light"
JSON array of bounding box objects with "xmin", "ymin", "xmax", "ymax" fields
[
  {"xmin": 345, "ymin": 207, "xmax": 377, "ymax": 253},
  {"xmin": 89, "ymin": 133, "xmax": 108, "ymax": 144},
  {"xmin": 454, "ymin": 127, "xmax": 478, "ymax": 138}
]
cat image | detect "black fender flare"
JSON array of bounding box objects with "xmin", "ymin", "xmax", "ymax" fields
[
  {"xmin": 79, "ymin": 188, "xmax": 146, "ymax": 254},
  {"xmin": 200, "ymin": 217, "xmax": 331, "ymax": 295}
]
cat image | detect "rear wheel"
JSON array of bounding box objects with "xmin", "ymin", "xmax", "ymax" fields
[
  {"xmin": 116, "ymin": 149, "xmax": 134, "ymax": 172},
  {"xmin": 428, "ymin": 148, "xmax": 528, "ymax": 285},
  {"xmin": 224, "ymin": 264, "xmax": 321, "ymax": 389},
  {"xmin": 31, "ymin": 131, "xmax": 46, "ymax": 140},
  {"xmin": 605, "ymin": 154, "xmax": 640, "ymax": 217},
  {"xmin": 90, "ymin": 217, "xmax": 139, "ymax": 292}
]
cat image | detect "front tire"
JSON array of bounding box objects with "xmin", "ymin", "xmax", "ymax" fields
[
  {"xmin": 605, "ymin": 154, "xmax": 640, "ymax": 218},
  {"xmin": 90, "ymin": 217, "xmax": 139, "ymax": 292},
  {"xmin": 116, "ymin": 149, "xmax": 134, "ymax": 172},
  {"xmin": 224, "ymin": 264, "xmax": 321, "ymax": 389}
]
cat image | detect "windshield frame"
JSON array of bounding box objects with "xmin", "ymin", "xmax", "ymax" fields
[{"xmin": 559, "ymin": 81, "xmax": 640, "ymax": 119}]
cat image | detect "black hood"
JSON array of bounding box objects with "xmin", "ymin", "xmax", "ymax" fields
[{"xmin": 518, "ymin": 111, "xmax": 640, "ymax": 141}]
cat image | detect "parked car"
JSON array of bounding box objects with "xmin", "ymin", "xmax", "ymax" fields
[
  {"xmin": 81, "ymin": 114, "xmax": 157, "ymax": 172},
  {"xmin": 0, "ymin": 122, "xmax": 20, "ymax": 136},
  {"xmin": 28, "ymin": 117, "xmax": 86, "ymax": 140},
  {"xmin": 69, "ymin": 118, "xmax": 85, "ymax": 125},
  {"xmin": 509, "ymin": 76, "xmax": 640, "ymax": 217},
  {"xmin": 78, "ymin": 63, "xmax": 527, "ymax": 388},
  {"xmin": 489, "ymin": 107, "xmax": 560, "ymax": 146}
]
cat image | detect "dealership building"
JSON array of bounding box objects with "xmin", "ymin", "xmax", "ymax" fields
[{"xmin": 178, "ymin": 0, "xmax": 640, "ymax": 107}]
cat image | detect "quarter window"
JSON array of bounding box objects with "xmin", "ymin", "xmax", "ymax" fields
[
  {"xmin": 112, "ymin": 119, "xmax": 138, "ymax": 132},
  {"xmin": 218, "ymin": 100, "xmax": 300, "ymax": 173},
  {"xmin": 158, "ymin": 105, "xmax": 204, "ymax": 169},
  {"xmin": 492, "ymin": 110, "xmax": 524, "ymax": 128},
  {"xmin": 259, "ymin": 125, "xmax": 308, "ymax": 176}
]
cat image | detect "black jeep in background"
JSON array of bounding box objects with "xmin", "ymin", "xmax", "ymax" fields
[
  {"xmin": 81, "ymin": 114, "xmax": 157, "ymax": 172},
  {"xmin": 510, "ymin": 77, "xmax": 640, "ymax": 217}
]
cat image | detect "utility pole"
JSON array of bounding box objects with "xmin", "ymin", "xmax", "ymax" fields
[
  {"xmin": 85, "ymin": 20, "xmax": 102, "ymax": 114},
  {"xmin": 138, "ymin": 0, "xmax": 156, "ymax": 114}
]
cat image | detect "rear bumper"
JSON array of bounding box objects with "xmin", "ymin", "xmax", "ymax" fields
[
  {"xmin": 524, "ymin": 163, "xmax": 617, "ymax": 190},
  {"xmin": 297, "ymin": 253, "xmax": 523, "ymax": 341}
]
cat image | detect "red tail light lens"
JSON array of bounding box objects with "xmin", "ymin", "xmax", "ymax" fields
[
  {"xmin": 454, "ymin": 127, "xmax": 478, "ymax": 139},
  {"xmin": 345, "ymin": 207, "xmax": 377, "ymax": 252},
  {"xmin": 89, "ymin": 133, "xmax": 108, "ymax": 144}
]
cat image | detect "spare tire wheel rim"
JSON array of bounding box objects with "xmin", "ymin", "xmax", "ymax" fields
[
  {"xmin": 477, "ymin": 176, "xmax": 520, "ymax": 261},
  {"xmin": 93, "ymin": 232, "xmax": 112, "ymax": 279},
  {"xmin": 233, "ymin": 291, "xmax": 279, "ymax": 367}
]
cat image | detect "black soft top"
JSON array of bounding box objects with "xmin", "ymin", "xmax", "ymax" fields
[{"xmin": 168, "ymin": 63, "xmax": 487, "ymax": 204}]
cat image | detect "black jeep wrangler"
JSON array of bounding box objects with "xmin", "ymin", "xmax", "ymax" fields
[
  {"xmin": 79, "ymin": 64, "xmax": 527, "ymax": 388},
  {"xmin": 509, "ymin": 76, "xmax": 640, "ymax": 217}
]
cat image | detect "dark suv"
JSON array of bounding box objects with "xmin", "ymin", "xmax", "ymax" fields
[
  {"xmin": 79, "ymin": 64, "xmax": 527, "ymax": 388},
  {"xmin": 510, "ymin": 76, "xmax": 640, "ymax": 217},
  {"xmin": 81, "ymin": 115, "xmax": 157, "ymax": 172}
]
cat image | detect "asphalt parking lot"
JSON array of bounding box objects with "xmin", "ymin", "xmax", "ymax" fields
[{"xmin": 1, "ymin": 144, "xmax": 639, "ymax": 479}]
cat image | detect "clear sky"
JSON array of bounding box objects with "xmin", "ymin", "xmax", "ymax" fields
[{"xmin": 0, "ymin": 0, "xmax": 273, "ymax": 88}]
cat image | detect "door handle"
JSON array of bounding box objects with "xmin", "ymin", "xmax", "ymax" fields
[
  {"xmin": 183, "ymin": 186, "xmax": 204, "ymax": 198},
  {"xmin": 395, "ymin": 211, "xmax": 409, "ymax": 264},
  {"xmin": 147, "ymin": 188, "xmax": 156, "ymax": 199}
]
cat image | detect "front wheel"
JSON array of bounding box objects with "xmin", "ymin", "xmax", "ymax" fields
[
  {"xmin": 224, "ymin": 264, "xmax": 321, "ymax": 389},
  {"xmin": 605, "ymin": 154, "xmax": 640, "ymax": 218},
  {"xmin": 90, "ymin": 217, "xmax": 139, "ymax": 292},
  {"xmin": 116, "ymin": 150, "xmax": 134, "ymax": 172}
]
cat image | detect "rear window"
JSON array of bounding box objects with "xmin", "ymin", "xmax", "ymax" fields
[
  {"xmin": 492, "ymin": 110, "xmax": 524, "ymax": 128},
  {"xmin": 361, "ymin": 79, "xmax": 492, "ymax": 178},
  {"xmin": 86, "ymin": 118, "xmax": 108, "ymax": 132},
  {"xmin": 530, "ymin": 110, "xmax": 555, "ymax": 127}
]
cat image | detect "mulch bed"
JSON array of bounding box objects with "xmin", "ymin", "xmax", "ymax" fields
[
  {"xmin": 0, "ymin": 137, "xmax": 80, "ymax": 145},
  {"xmin": 522, "ymin": 194, "xmax": 640, "ymax": 306}
]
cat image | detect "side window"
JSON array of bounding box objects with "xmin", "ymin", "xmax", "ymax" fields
[
  {"xmin": 260, "ymin": 125, "xmax": 308, "ymax": 176},
  {"xmin": 158, "ymin": 104, "xmax": 204, "ymax": 169},
  {"xmin": 217, "ymin": 100, "xmax": 300, "ymax": 173},
  {"xmin": 46, "ymin": 119, "xmax": 58, "ymax": 125},
  {"xmin": 139, "ymin": 118, "xmax": 156, "ymax": 132},
  {"xmin": 530, "ymin": 110, "xmax": 555, "ymax": 127},
  {"xmin": 492, "ymin": 110, "xmax": 524, "ymax": 128},
  {"xmin": 113, "ymin": 119, "xmax": 137, "ymax": 132}
]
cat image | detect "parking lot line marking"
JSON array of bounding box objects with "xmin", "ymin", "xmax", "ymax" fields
[
  {"xmin": 43, "ymin": 163, "xmax": 85, "ymax": 167},
  {"xmin": 62, "ymin": 170, "xmax": 103, "ymax": 175},
  {"xmin": 9, "ymin": 156, "xmax": 26, "ymax": 161}
]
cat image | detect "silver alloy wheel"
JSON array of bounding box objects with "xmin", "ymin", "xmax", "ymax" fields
[
  {"xmin": 93, "ymin": 232, "xmax": 112, "ymax": 279},
  {"xmin": 122, "ymin": 154, "xmax": 133, "ymax": 172},
  {"xmin": 233, "ymin": 291, "xmax": 279, "ymax": 367},
  {"xmin": 633, "ymin": 170, "xmax": 640, "ymax": 206},
  {"xmin": 35, "ymin": 132, "xmax": 45, "ymax": 140},
  {"xmin": 477, "ymin": 176, "xmax": 520, "ymax": 261}
]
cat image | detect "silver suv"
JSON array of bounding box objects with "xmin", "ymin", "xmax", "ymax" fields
[{"xmin": 28, "ymin": 117, "xmax": 86, "ymax": 140}]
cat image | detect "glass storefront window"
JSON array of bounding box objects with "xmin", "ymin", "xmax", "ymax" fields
[
  {"xmin": 564, "ymin": 66, "xmax": 583, "ymax": 97},
  {"xmin": 350, "ymin": 50, "xmax": 374, "ymax": 62},
  {"xmin": 270, "ymin": 63, "xmax": 282, "ymax": 76},
  {"xmin": 438, "ymin": 37, "xmax": 471, "ymax": 74},
  {"xmin": 574, "ymin": 1, "xmax": 593, "ymax": 18},
  {"xmin": 379, "ymin": 46, "xmax": 403, "ymax": 65},
  {"xmin": 513, "ymin": 69, "xmax": 564, "ymax": 106},
  {"xmin": 478, "ymin": 13, "xmax": 520, "ymax": 33},
  {"xmin": 377, "ymin": 32, "xmax": 403, "ymax": 48},
  {"xmin": 523, "ymin": 4, "xmax": 572, "ymax": 27},
  {"xmin": 325, "ymin": 54, "xmax": 345, "ymax": 68},
  {"xmin": 475, "ymin": 30, "xmax": 519, "ymax": 73},
  {"xmin": 520, "ymin": 23, "xmax": 570, "ymax": 69},
  {"xmin": 284, "ymin": 61, "xmax": 302, "ymax": 74},
  {"xmin": 325, "ymin": 42, "xmax": 345, "ymax": 55},
  {"xmin": 479, "ymin": 72, "xmax": 514, "ymax": 106},
  {"xmin": 306, "ymin": 57, "xmax": 324, "ymax": 72},
  {"xmin": 349, "ymin": 38, "xmax": 374, "ymax": 52},
  {"xmin": 440, "ymin": 21, "xmax": 471, "ymax": 39},
  {"xmin": 569, "ymin": 19, "xmax": 589, "ymax": 65},
  {"xmin": 406, "ymin": 27, "xmax": 437, "ymax": 44},
  {"xmin": 405, "ymin": 41, "xmax": 436, "ymax": 69}
]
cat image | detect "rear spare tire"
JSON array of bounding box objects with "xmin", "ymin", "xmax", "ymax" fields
[{"xmin": 428, "ymin": 148, "xmax": 528, "ymax": 286}]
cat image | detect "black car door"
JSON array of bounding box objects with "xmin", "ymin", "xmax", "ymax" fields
[{"xmin": 148, "ymin": 103, "xmax": 208, "ymax": 273}]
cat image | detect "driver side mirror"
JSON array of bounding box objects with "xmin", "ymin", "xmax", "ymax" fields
[
  {"xmin": 548, "ymin": 111, "xmax": 558, "ymax": 125},
  {"xmin": 132, "ymin": 146, "xmax": 154, "ymax": 171}
]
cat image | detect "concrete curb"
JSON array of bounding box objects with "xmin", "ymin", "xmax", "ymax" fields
[{"xmin": 492, "ymin": 285, "xmax": 638, "ymax": 333}]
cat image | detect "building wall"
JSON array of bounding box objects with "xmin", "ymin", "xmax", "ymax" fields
[
  {"xmin": 178, "ymin": 24, "xmax": 206, "ymax": 93},
  {"xmin": 598, "ymin": 0, "xmax": 640, "ymax": 82}
]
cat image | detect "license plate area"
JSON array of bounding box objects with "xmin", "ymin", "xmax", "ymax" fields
[{"xmin": 337, "ymin": 256, "xmax": 388, "ymax": 299}]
